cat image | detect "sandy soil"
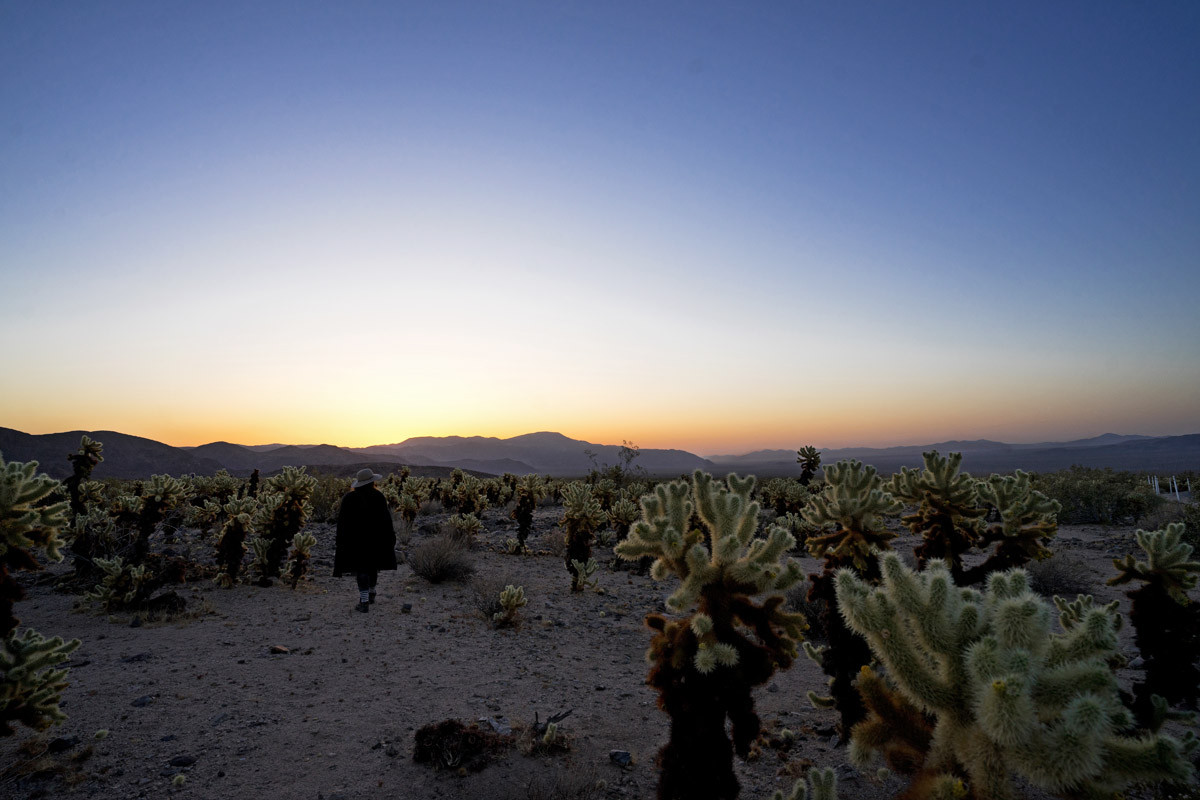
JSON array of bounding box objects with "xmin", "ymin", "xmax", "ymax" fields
[{"xmin": 1, "ymin": 508, "xmax": 1194, "ymax": 800}]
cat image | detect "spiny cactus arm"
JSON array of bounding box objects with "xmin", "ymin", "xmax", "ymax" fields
[
  {"xmin": 665, "ymin": 544, "xmax": 719, "ymax": 612},
  {"xmin": 835, "ymin": 565, "xmax": 960, "ymax": 713},
  {"xmin": 1044, "ymin": 601, "xmax": 1122, "ymax": 669},
  {"xmin": 1109, "ymin": 524, "xmax": 1199, "ymax": 602},
  {"xmin": 1090, "ymin": 733, "xmax": 1196, "ymax": 791}
]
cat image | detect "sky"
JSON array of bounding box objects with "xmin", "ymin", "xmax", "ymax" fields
[{"xmin": 2, "ymin": 1, "xmax": 1198, "ymax": 456}]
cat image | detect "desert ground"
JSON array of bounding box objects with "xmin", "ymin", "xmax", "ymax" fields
[{"xmin": 2, "ymin": 505, "xmax": 1195, "ymax": 800}]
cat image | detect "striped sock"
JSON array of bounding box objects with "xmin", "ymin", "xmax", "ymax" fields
[{"xmin": 359, "ymin": 590, "xmax": 370, "ymax": 604}]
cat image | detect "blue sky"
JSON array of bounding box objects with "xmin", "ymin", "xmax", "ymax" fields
[{"xmin": 2, "ymin": 2, "xmax": 1197, "ymax": 454}]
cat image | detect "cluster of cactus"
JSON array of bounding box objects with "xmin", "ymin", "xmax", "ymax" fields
[
  {"xmin": 888, "ymin": 452, "xmax": 1061, "ymax": 584},
  {"xmin": 560, "ymin": 482, "xmax": 606, "ymax": 591},
  {"xmin": 448, "ymin": 512, "xmax": 483, "ymax": 545},
  {"xmin": 615, "ymin": 471, "xmax": 806, "ymax": 800},
  {"xmin": 836, "ymin": 553, "xmax": 1195, "ymax": 799},
  {"xmin": 1108, "ymin": 522, "xmax": 1200, "ymax": 722},
  {"xmin": 248, "ymin": 466, "xmax": 316, "ymax": 585},
  {"xmin": 119, "ymin": 474, "xmax": 192, "ymax": 563},
  {"xmin": 0, "ymin": 453, "xmax": 81, "ymax": 735}
]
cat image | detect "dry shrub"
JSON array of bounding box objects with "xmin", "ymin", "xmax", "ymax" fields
[
  {"xmin": 470, "ymin": 572, "xmax": 517, "ymax": 624},
  {"xmin": 412, "ymin": 719, "xmax": 510, "ymax": 771},
  {"xmin": 501, "ymin": 766, "xmax": 604, "ymax": 800},
  {"xmin": 409, "ymin": 536, "xmax": 475, "ymax": 584},
  {"xmin": 539, "ymin": 528, "xmax": 567, "ymax": 557},
  {"xmin": 786, "ymin": 579, "xmax": 826, "ymax": 642},
  {"xmin": 1025, "ymin": 554, "xmax": 1097, "ymax": 598}
]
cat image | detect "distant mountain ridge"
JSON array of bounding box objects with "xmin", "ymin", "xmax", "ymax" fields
[{"xmin": 1, "ymin": 427, "xmax": 1195, "ymax": 480}]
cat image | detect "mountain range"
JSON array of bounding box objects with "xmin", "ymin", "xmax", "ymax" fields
[{"xmin": 1, "ymin": 427, "xmax": 1197, "ymax": 481}]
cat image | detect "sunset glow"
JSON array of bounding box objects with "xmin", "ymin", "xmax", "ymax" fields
[{"xmin": 2, "ymin": 3, "xmax": 1197, "ymax": 457}]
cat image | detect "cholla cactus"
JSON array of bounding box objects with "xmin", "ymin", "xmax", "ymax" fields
[
  {"xmin": 214, "ymin": 496, "xmax": 257, "ymax": 587},
  {"xmin": 607, "ymin": 497, "xmax": 640, "ymax": 541},
  {"xmin": 1, "ymin": 628, "xmax": 80, "ymax": 735},
  {"xmin": 615, "ymin": 471, "xmax": 806, "ymax": 800},
  {"xmin": 1108, "ymin": 522, "xmax": 1200, "ymax": 721},
  {"xmin": 246, "ymin": 535, "xmax": 274, "ymax": 585},
  {"xmin": 560, "ymin": 482, "xmax": 606, "ymax": 592},
  {"xmin": 448, "ymin": 513, "xmax": 482, "ymax": 546},
  {"xmin": 801, "ymin": 459, "xmax": 901, "ymax": 738},
  {"xmin": 283, "ymin": 531, "xmax": 318, "ymax": 589},
  {"xmin": 1, "ymin": 455, "xmax": 71, "ymax": 636},
  {"xmin": 796, "ymin": 445, "xmax": 822, "ymax": 486},
  {"xmin": 85, "ymin": 556, "xmax": 151, "ymax": 611},
  {"xmin": 184, "ymin": 499, "xmax": 224, "ymax": 538},
  {"xmin": 889, "ymin": 451, "xmax": 987, "ymax": 576},
  {"xmin": 397, "ymin": 492, "xmax": 421, "ymax": 535},
  {"xmin": 836, "ymin": 553, "xmax": 1196, "ymax": 800},
  {"xmin": 509, "ymin": 475, "xmax": 546, "ymax": 553},
  {"xmin": 769, "ymin": 767, "xmax": 837, "ymax": 800},
  {"xmin": 64, "ymin": 435, "xmax": 104, "ymax": 517},
  {"xmin": 569, "ymin": 557, "xmax": 599, "ymax": 591},
  {"xmin": 128, "ymin": 474, "xmax": 191, "ymax": 563},
  {"xmin": 1, "ymin": 454, "xmax": 80, "ymax": 736},
  {"xmin": 253, "ymin": 466, "xmax": 316, "ymax": 583},
  {"xmin": 963, "ymin": 471, "xmax": 1060, "ymax": 584},
  {"xmin": 493, "ymin": 584, "xmax": 527, "ymax": 627}
]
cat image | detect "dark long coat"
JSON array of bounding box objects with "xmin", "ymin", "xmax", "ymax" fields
[{"xmin": 333, "ymin": 485, "xmax": 398, "ymax": 575}]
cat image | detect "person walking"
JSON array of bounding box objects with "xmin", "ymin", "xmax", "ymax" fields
[{"xmin": 334, "ymin": 468, "xmax": 398, "ymax": 612}]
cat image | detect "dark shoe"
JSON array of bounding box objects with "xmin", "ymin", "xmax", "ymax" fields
[
  {"xmin": 355, "ymin": 602, "xmax": 369, "ymax": 613},
  {"xmin": 368, "ymin": 591, "xmax": 377, "ymax": 604}
]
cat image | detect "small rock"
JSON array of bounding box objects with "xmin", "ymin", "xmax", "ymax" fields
[
  {"xmin": 401, "ymin": 604, "xmax": 412, "ymax": 614},
  {"xmin": 210, "ymin": 712, "xmax": 230, "ymax": 726},
  {"xmin": 169, "ymin": 755, "xmax": 196, "ymax": 767},
  {"xmin": 121, "ymin": 652, "xmax": 153, "ymax": 663},
  {"xmin": 835, "ymin": 764, "xmax": 859, "ymax": 781},
  {"xmin": 47, "ymin": 735, "xmax": 81, "ymax": 753},
  {"xmin": 131, "ymin": 695, "xmax": 155, "ymax": 707},
  {"xmin": 217, "ymin": 770, "xmax": 226, "ymax": 777},
  {"xmin": 129, "ymin": 616, "xmax": 142, "ymax": 628},
  {"xmin": 609, "ymin": 750, "xmax": 633, "ymax": 768},
  {"xmin": 160, "ymin": 734, "xmax": 177, "ymax": 742},
  {"xmin": 595, "ymin": 685, "xmax": 606, "ymax": 691},
  {"xmin": 1128, "ymin": 656, "xmax": 1145, "ymax": 669},
  {"xmin": 269, "ymin": 645, "xmax": 290, "ymax": 655},
  {"xmin": 766, "ymin": 682, "xmax": 779, "ymax": 693},
  {"xmin": 479, "ymin": 717, "xmax": 511, "ymax": 735},
  {"xmin": 385, "ymin": 745, "xmax": 399, "ymax": 758}
]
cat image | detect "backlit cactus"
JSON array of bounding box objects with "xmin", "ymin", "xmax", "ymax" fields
[
  {"xmin": 128, "ymin": 474, "xmax": 191, "ymax": 563},
  {"xmin": 252, "ymin": 466, "xmax": 316, "ymax": 584},
  {"xmin": 836, "ymin": 553, "xmax": 1196, "ymax": 799},
  {"xmin": 0, "ymin": 453, "xmax": 80, "ymax": 736},
  {"xmin": 64, "ymin": 435, "xmax": 103, "ymax": 517},
  {"xmin": 283, "ymin": 530, "xmax": 318, "ymax": 589},
  {"xmin": 615, "ymin": 471, "xmax": 805, "ymax": 800},
  {"xmin": 1108, "ymin": 522, "xmax": 1200, "ymax": 722},
  {"xmin": 796, "ymin": 445, "xmax": 822, "ymax": 486},
  {"xmin": 509, "ymin": 475, "xmax": 546, "ymax": 553},
  {"xmin": 800, "ymin": 459, "xmax": 901, "ymax": 738},
  {"xmin": 888, "ymin": 451, "xmax": 986, "ymax": 577},
  {"xmin": 560, "ymin": 482, "xmax": 605, "ymax": 592},
  {"xmin": 214, "ymin": 496, "xmax": 257, "ymax": 587}
]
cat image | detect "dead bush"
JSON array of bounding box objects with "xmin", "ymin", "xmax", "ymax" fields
[
  {"xmin": 1025, "ymin": 554, "xmax": 1097, "ymax": 598},
  {"xmin": 409, "ymin": 536, "xmax": 475, "ymax": 584}
]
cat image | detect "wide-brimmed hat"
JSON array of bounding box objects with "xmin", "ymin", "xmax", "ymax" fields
[{"xmin": 352, "ymin": 468, "xmax": 383, "ymax": 488}]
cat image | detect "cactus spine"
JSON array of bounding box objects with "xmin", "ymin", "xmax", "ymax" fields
[
  {"xmin": 615, "ymin": 471, "xmax": 805, "ymax": 800},
  {"xmin": 836, "ymin": 553, "xmax": 1196, "ymax": 799}
]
